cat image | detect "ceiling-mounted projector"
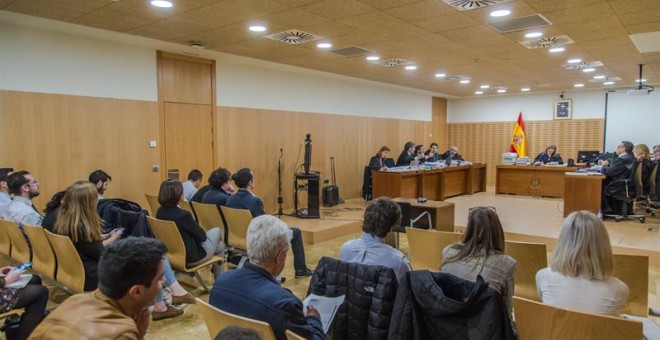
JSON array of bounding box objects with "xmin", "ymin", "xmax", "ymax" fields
[{"xmin": 627, "ymin": 64, "xmax": 654, "ymax": 96}]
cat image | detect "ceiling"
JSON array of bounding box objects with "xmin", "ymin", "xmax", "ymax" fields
[{"xmin": 2, "ymin": 0, "xmax": 659, "ymax": 97}]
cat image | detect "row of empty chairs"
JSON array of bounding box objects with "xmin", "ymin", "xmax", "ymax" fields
[{"xmin": 405, "ymin": 227, "xmax": 650, "ymax": 317}]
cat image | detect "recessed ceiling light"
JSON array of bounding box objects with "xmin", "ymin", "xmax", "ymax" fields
[
  {"xmin": 636, "ymin": 78, "xmax": 647, "ymax": 83},
  {"xmin": 521, "ymin": 88, "xmax": 530, "ymax": 92},
  {"xmin": 490, "ymin": 10, "xmax": 511, "ymax": 17},
  {"xmin": 574, "ymin": 83, "xmax": 584, "ymax": 87},
  {"xmin": 248, "ymin": 25, "xmax": 267, "ymax": 32},
  {"xmin": 549, "ymin": 47, "xmax": 565, "ymax": 53},
  {"xmin": 480, "ymin": 85, "xmax": 490, "ymax": 89},
  {"xmin": 603, "ymin": 81, "xmax": 615, "ymax": 85},
  {"xmin": 582, "ymin": 68, "xmax": 595, "ymax": 73},
  {"xmin": 405, "ymin": 65, "xmax": 417, "ymax": 70},
  {"xmin": 593, "ymin": 75, "xmax": 606, "ymax": 79},
  {"xmin": 316, "ymin": 42, "xmax": 332, "ymax": 49},
  {"xmin": 150, "ymin": 0, "xmax": 173, "ymax": 8},
  {"xmin": 435, "ymin": 73, "xmax": 446, "ymax": 78},
  {"xmin": 567, "ymin": 58, "xmax": 582, "ymax": 64},
  {"xmin": 459, "ymin": 79, "xmax": 470, "ymax": 84},
  {"xmin": 366, "ymin": 55, "xmax": 379, "ymax": 61},
  {"xmin": 497, "ymin": 89, "xmax": 506, "ymax": 93},
  {"xmin": 475, "ymin": 91, "xmax": 484, "ymax": 95},
  {"xmin": 525, "ymin": 32, "xmax": 542, "ymax": 38}
]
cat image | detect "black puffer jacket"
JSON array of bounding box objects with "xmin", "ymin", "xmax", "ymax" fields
[
  {"xmin": 307, "ymin": 256, "xmax": 398, "ymax": 340},
  {"xmin": 388, "ymin": 271, "xmax": 516, "ymax": 340}
]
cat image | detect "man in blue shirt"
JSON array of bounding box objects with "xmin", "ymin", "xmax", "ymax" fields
[
  {"xmin": 1, "ymin": 170, "xmax": 43, "ymax": 226},
  {"xmin": 0, "ymin": 167, "xmax": 13, "ymax": 217},
  {"xmin": 210, "ymin": 215, "xmax": 324, "ymax": 340}
]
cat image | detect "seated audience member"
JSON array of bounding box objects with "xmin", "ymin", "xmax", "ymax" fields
[
  {"xmin": 209, "ymin": 215, "xmax": 324, "ymax": 340},
  {"xmin": 395, "ymin": 141, "xmax": 416, "ymax": 166},
  {"xmin": 0, "ymin": 265, "xmax": 49, "ymax": 339},
  {"xmin": 534, "ymin": 144, "xmax": 563, "ymax": 164},
  {"xmin": 41, "ymin": 190, "xmax": 66, "ymax": 231},
  {"xmin": 340, "ymin": 197, "xmax": 411, "ymax": 280},
  {"xmin": 215, "ymin": 326, "xmax": 263, "ymax": 340},
  {"xmin": 89, "ymin": 170, "xmax": 111, "ymax": 200},
  {"xmin": 633, "ymin": 143, "xmax": 654, "ymax": 195},
  {"xmin": 441, "ymin": 145, "xmax": 464, "ymax": 161},
  {"xmin": 226, "ymin": 168, "xmax": 313, "ymax": 277},
  {"xmin": 1, "ymin": 171, "xmax": 43, "ymax": 226},
  {"xmin": 53, "ymin": 182, "xmax": 190, "ymax": 318},
  {"xmin": 201, "ymin": 168, "xmax": 235, "ymax": 207},
  {"xmin": 30, "ymin": 238, "xmax": 168, "ymax": 339},
  {"xmin": 536, "ymin": 211, "xmax": 628, "ymax": 315},
  {"xmin": 600, "ymin": 141, "xmax": 635, "ymax": 214},
  {"xmin": 440, "ymin": 206, "xmax": 516, "ymax": 313},
  {"xmin": 182, "ymin": 169, "xmax": 203, "ymax": 202},
  {"xmin": 368, "ymin": 146, "xmax": 395, "ymax": 171},
  {"xmin": 0, "ymin": 167, "xmax": 13, "ymax": 216},
  {"xmin": 425, "ymin": 143, "xmax": 441, "ymax": 162},
  {"xmin": 156, "ymin": 179, "xmax": 224, "ymax": 274}
]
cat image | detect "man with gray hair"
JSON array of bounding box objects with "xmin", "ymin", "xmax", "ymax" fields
[{"xmin": 209, "ymin": 215, "xmax": 324, "ymax": 340}]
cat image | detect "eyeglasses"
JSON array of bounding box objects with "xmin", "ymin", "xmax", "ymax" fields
[
  {"xmin": 24, "ymin": 180, "xmax": 39, "ymax": 186},
  {"xmin": 468, "ymin": 206, "xmax": 496, "ymax": 214}
]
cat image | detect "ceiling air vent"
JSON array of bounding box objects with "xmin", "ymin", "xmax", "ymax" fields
[
  {"xmin": 330, "ymin": 46, "xmax": 374, "ymax": 57},
  {"xmin": 263, "ymin": 29, "xmax": 323, "ymax": 45},
  {"xmin": 441, "ymin": 75, "xmax": 470, "ymax": 82},
  {"xmin": 380, "ymin": 58, "xmax": 414, "ymax": 67},
  {"xmin": 443, "ymin": 0, "xmax": 513, "ymax": 11},
  {"xmin": 519, "ymin": 35, "xmax": 574, "ymax": 49},
  {"xmin": 488, "ymin": 14, "xmax": 552, "ymax": 33},
  {"xmin": 562, "ymin": 61, "xmax": 604, "ymax": 70}
]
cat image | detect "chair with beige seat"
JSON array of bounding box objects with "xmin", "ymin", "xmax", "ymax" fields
[
  {"xmin": 0, "ymin": 220, "xmax": 12, "ymax": 260},
  {"xmin": 220, "ymin": 206, "xmax": 252, "ymax": 265},
  {"xmin": 513, "ymin": 296, "xmax": 642, "ymax": 340},
  {"xmin": 504, "ymin": 240, "xmax": 547, "ymax": 301},
  {"xmin": 197, "ymin": 298, "xmax": 276, "ymax": 340},
  {"xmin": 406, "ymin": 228, "xmax": 462, "ymax": 271},
  {"xmin": 191, "ymin": 201, "xmax": 225, "ymax": 233},
  {"xmin": 22, "ymin": 224, "xmax": 57, "ymax": 283},
  {"xmin": 613, "ymin": 253, "xmax": 649, "ymax": 317},
  {"xmin": 144, "ymin": 193, "xmax": 160, "ymax": 216},
  {"xmin": 147, "ymin": 216, "xmax": 223, "ymax": 293},
  {"xmin": 1, "ymin": 219, "xmax": 31, "ymax": 264},
  {"xmin": 178, "ymin": 199, "xmax": 194, "ymax": 216},
  {"xmin": 44, "ymin": 230, "xmax": 86, "ymax": 294},
  {"xmin": 285, "ymin": 330, "xmax": 306, "ymax": 340}
]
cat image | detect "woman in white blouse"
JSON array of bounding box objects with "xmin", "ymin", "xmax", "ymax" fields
[{"xmin": 536, "ymin": 211, "xmax": 629, "ymax": 315}]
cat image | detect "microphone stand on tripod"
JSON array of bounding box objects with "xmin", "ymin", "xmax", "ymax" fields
[{"xmin": 277, "ymin": 148, "xmax": 284, "ymax": 218}]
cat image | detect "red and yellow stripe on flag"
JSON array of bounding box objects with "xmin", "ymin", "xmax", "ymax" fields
[{"xmin": 510, "ymin": 112, "xmax": 527, "ymax": 157}]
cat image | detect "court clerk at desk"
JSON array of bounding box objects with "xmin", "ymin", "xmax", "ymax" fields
[
  {"xmin": 369, "ymin": 146, "xmax": 396, "ymax": 171},
  {"xmin": 534, "ymin": 144, "xmax": 564, "ymax": 165}
]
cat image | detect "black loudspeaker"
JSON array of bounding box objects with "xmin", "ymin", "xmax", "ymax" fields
[{"xmin": 567, "ymin": 158, "xmax": 575, "ymax": 167}]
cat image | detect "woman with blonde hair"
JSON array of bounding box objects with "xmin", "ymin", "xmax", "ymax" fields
[
  {"xmin": 440, "ymin": 206, "xmax": 517, "ymax": 313},
  {"xmin": 536, "ymin": 211, "xmax": 628, "ymax": 315}
]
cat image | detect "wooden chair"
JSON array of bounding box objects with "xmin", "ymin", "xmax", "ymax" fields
[
  {"xmin": 144, "ymin": 193, "xmax": 160, "ymax": 216},
  {"xmin": 147, "ymin": 216, "xmax": 223, "ymax": 293},
  {"xmin": 613, "ymin": 253, "xmax": 649, "ymax": 317},
  {"xmin": 197, "ymin": 298, "xmax": 276, "ymax": 340},
  {"xmin": 44, "ymin": 230, "xmax": 85, "ymax": 294},
  {"xmin": 191, "ymin": 201, "xmax": 225, "ymax": 233},
  {"xmin": 0, "ymin": 308, "xmax": 25, "ymax": 322},
  {"xmin": 0, "ymin": 220, "xmax": 12, "ymax": 260},
  {"xmin": 220, "ymin": 206, "xmax": 252, "ymax": 253},
  {"xmin": 1, "ymin": 220, "xmax": 31, "ymax": 264},
  {"xmin": 505, "ymin": 241, "xmax": 547, "ymax": 301},
  {"xmin": 513, "ymin": 297, "xmax": 642, "ymax": 340},
  {"xmin": 285, "ymin": 330, "xmax": 306, "ymax": 340},
  {"xmin": 406, "ymin": 228, "xmax": 461, "ymax": 271},
  {"xmin": 22, "ymin": 224, "xmax": 57, "ymax": 282},
  {"xmin": 178, "ymin": 199, "xmax": 194, "ymax": 216}
]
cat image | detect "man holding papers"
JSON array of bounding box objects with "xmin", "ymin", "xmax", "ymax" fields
[{"xmin": 210, "ymin": 215, "xmax": 324, "ymax": 340}]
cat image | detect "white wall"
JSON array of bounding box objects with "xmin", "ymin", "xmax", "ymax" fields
[
  {"xmin": 604, "ymin": 89, "xmax": 660, "ymax": 151},
  {"xmin": 447, "ymin": 90, "xmax": 606, "ymax": 123},
  {"xmin": 0, "ymin": 11, "xmax": 437, "ymax": 121}
]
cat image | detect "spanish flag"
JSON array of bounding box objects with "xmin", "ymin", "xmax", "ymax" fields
[{"xmin": 510, "ymin": 112, "xmax": 527, "ymax": 157}]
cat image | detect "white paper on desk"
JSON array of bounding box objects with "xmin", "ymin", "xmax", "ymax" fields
[
  {"xmin": 6, "ymin": 274, "xmax": 32, "ymax": 289},
  {"xmin": 303, "ymin": 294, "xmax": 345, "ymax": 334},
  {"xmin": 622, "ymin": 314, "xmax": 660, "ymax": 340}
]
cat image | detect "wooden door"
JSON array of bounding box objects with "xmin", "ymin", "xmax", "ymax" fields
[{"xmin": 163, "ymin": 102, "xmax": 214, "ymax": 181}]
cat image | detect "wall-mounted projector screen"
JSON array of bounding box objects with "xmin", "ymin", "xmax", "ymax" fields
[{"xmin": 604, "ymin": 89, "xmax": 660, "ymax": 152}]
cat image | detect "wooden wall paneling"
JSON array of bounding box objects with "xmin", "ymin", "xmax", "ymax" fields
[
  {"xmin": 432, "ymin": 97, "xmax": 448, "ymax": 150},
  {"xmin": 158, "ymin": 52, "xmax": 213, "ymax": 105},
  {"xmin": 448, "ymin": 119, "xmax": 605, "ymax": 186}
]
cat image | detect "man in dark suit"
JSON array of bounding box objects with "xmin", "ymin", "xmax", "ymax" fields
[
  {"xmin": 440, "ymin": 145, "xmax": 465, "ymax": 162},
  {"xmin": 226, "ymin": 168, "xmax": 313, "ymax": 278},
  {"xmin": 601, "ymin": 141, "xmax": 636, "ymax": 213},
  {"xmin": 653, "ymin": 144, "xmax": 660, "ymax": 200},
  {"xmin": 201, "ymin": 167, "xmax": 234, "ymax": 207},
  {"xmin": 210, "ymin": 215, "xmax": 324, "ymax": 340},
  {"xmin": 396, "ymin": 141, "xmax": 416, "ymax": 166}
]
